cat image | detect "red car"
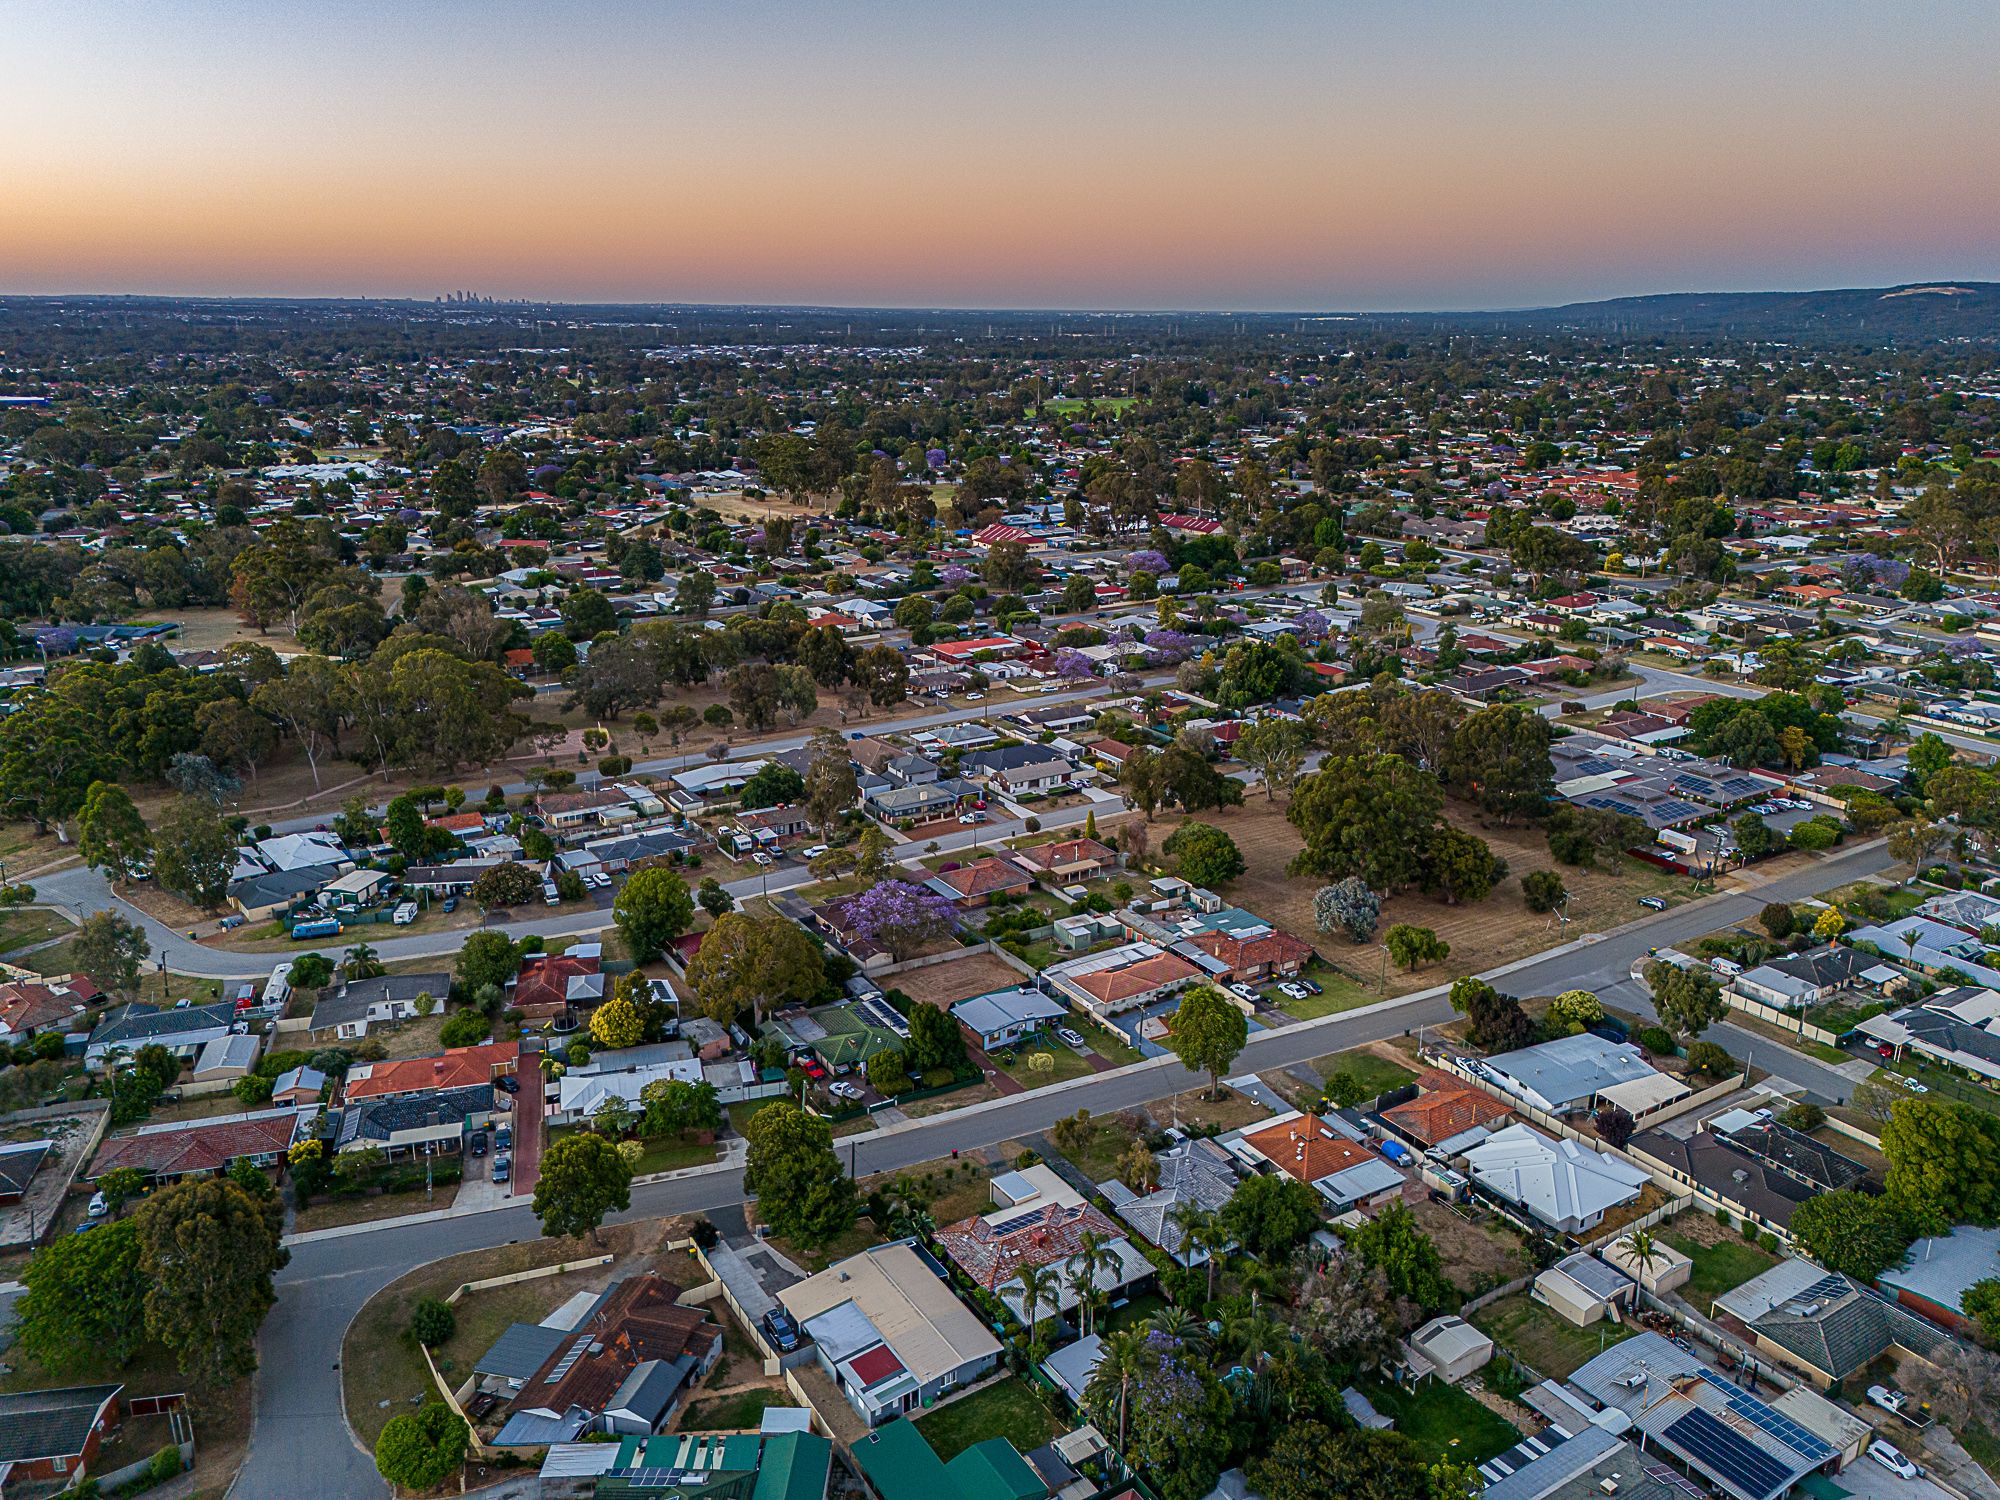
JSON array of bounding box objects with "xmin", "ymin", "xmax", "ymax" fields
[
  {"xmin": 1876, "ymin": 1043, "xmax": 1896, "ymax": 1060},
  {"xmin": 802, "ymin": 1058, "xmax": 828, "ymax": 1080}
]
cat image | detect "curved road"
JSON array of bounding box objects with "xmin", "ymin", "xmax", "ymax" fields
[{"xmin": 232, "ymin": 836, "xmax": 1893, "ymax": 1500}]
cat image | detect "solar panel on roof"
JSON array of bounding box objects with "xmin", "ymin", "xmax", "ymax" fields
[
  {"xmin": 1724, "ymin": 1391, "xmax": 1833, "ymax": 1461},
  {"xmin": 1797, "ymin": 1273, "xmax": 1851, "ymax": 1304},
  {"xmin": 1663, "ymin": 1407, "xmax": 1795, "ymax": 1500}
]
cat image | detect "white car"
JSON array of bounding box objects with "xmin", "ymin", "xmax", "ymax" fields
[
  {"xmin": 752, "ymin": 852, "xmax": 774, "ymax": 867},
  {"xmin": 1278, "ymin": 981, "xmax": 1311, "ymax": 1001},
  {"xmin": 1867, "ymin": 1385, "xmax": 1908, "ymax": 1417},
  {"xmin": 1900, "ymin": 1076, "xmax": 1928, "ymax": 1093},
  {"xmin": 800, "ymin": 844, "xmax": 829, "ymax": 860},
  {"xmin": 1056, "ymin": 1027, "xmax": 1086, "ymax": 1049},
  {"xmin": 1868, "ymin": 1441, "xmax": 1919, "ymax": 1480},
  {"xmin": 964, "ymin": 691, "xmax": 985, "ymax": 701},
  {"xmin": 828, "ymin": 1081, "xmax": 864, "ymax": 1101},
  {"xmin": 1228, "ymin": 982, "xmax": 1260, "ymax": 1003},
  {"xmin": 86, "ymin": 1191, "xmax": 108, "ymax": 1218}
]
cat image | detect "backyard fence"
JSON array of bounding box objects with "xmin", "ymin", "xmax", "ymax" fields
[{"xmin": 1721, "ymin": 990, "xmax": 1844, "ymax": 1048}]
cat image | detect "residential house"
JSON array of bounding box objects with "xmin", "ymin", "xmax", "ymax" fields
[
  {"xmin": 86, "ymin": 1000, "xmax": 239, "ymax": 1068},
  {"xmin": 1857, "ymin": 984, "xmax": 2000, "ymax": 1082},
  {"xmin": 1232, "ymin": 1111, "xmax": 1404, "ymax": 1213},
  {"xmin": 864, "ymin": 782, "xmax": 967, "ymax": 824},
  {"xmin": 1043, "ymin": 943, "xmax": 1203, "ymax": 1020},
  {"xmin": 335, "ymin": 1083, "xmax": 499, "ymax": 1157},
  {"xmin": 1627, "ymin": 1123, "xmax": 1818, "ymax": 1237},
  {"xmin": 1100, "ymin": 1137, "xmax": 1240, "ymax": 1265},
  {"xmin": 1467, "ymin": 1033, "xmax": 1662, "ymax": 1115},
  {"xmin": 552, "ymin": 1052, "xmax": 705, "ymax": 1125},
  {"xmin": 489, "ymin": 1274, "xmax": 723, "ymax": 1447},
  {"xmin": 925, "ymin": 857, "xmax": 1033, "ymax": 910},
  {"xmin": 956, "ymin": 745, "xmax": 1072, "ymax": 796},
  {"xmin": 0, "ymin": 1384, "xmax": 124, "ymax": 1486},
  {"xmin": 1877, "ymin": 1226, "xmax": 2000, "ymax": 1332},
  {"xmin": 0, "ymin": 1140, "xmax": 52, "ymax": 1205},
  {"xmin": 1404, "ymin": 1316, "xmax": 1495, "ymax": 1385},
  {"xmin": 189, "ymin": 1032, "xmax": 260, "ymax": 1085},
  {"xmin": 343, "ymin": 1041, "xmax": 521, "ymax": 1103},
  {"xmin": 0, "ymin": 973, "xmax": 99, "ymax": 1040},
  {"xmin": 513, "ymin": 952, "xmax": 604, "ymax": 1026},
  {"xmin": 309, "ymin": 970, "xmax": 452, "ymax": 1040},
  {"xmin": 949, "ymin": 989, "xmax": 1069, "ymax": 1049},
  {"xmin": 1379, "ymin": 1082, "xmax": 1515, "ymax": 1154},
  {"xmin": 88, "ymin": 1107, "xmax": 308, "ymax": 1183},
  {"xmin": 932, "ymin": 1165, "xmax": 1152, "ymax": 1321},
  {"xmin": 401, "ymin": 858, "xmax": 504, "ymax": 897},
  {"xmin": 1567, "ymin": 1332, "xmax": 1836, "ymax": 1500},
  {"xmin": 851, "ymin": 1418, "xmax": 1046, "ymax": 1500},
  {"xmin": 537, "ymin": 1426, "xmax": 832, "ymax": 1500},
  {"xmin": 1707, "ymin": 1108, "xmax": 1867, "ymax": 1195},
  {"xmin": 1460, "ymin": 1123, "xmax": 1648, "ymax": 1235},
  {"xmin": 777, "ymin": 1242, "xmax": 1004, "ymax": 1428},
  {"xmin": 1713, "ymin": 1259, "xmax": 1950, "ymax": 1389},
  {"xmin": 315, "ymin": 867, "xmax": 393, "ymax": 911},
  {"xmin": 1009, "ymin": 837, "xmax": 1116, "ymax": 883},
  {"xmin": 537, "ymin": 787, "xmax": 643, "ymax": 832},
  {"xmin": 1728, "ymin": 946, "xmax": 1870, "ymax": 1013},
  {"xmin": 1182, "ymin": 923, "xmax": 1313, "ymax": 986},
  {"xmin": 271, "ymin": 1065, "xmax": 326, "ymax": 1105}
]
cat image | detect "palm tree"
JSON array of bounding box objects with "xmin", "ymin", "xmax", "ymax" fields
[
  {"xmin": 1089, "ymin": 1328, "xmax": 1147, "ymax": 1451},
  {"xmin": 1170, "ymin": 1203, "xmax": 1229, "ymax": 1306},
  {"xmin": 343, "ymin": 941, "xmax": 383, "ymax": 979},
  {"xmin": 1067, "ymin": 1230, "xmax": 1121, "ymax": 1336},
  {"xmin": 1624, "ymin": 1228, "xmax": 1663, "ymax": 1285},
  {"xmin": 1016, "ymin": 1264, "xmax": 1056, "ymax": 1356},
  {"xmin": 1148, "ymin": 1304, "xmax": 1207, "ymax": 1351}
]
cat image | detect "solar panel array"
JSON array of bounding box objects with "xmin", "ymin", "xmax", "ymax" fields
[
  {"xmin": 1724, "ymin": 1391, "xmax": 1834, "ymax": 1462},
  {"xmin": 1663, "ymin": 1408, "xmax": 1795, "ymax": 1500},
  {"xmin": 1796, "ymin": 1273, "xmax": 1851, "ymax": 1305},
  {"xmin": 984, "ymin": 1202, "xmax": 1058, "ymax": 1237}
]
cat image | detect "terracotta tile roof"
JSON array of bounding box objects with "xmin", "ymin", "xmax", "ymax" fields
[
  {"xmin": 933, "ymin": 858, "xmax": 1032, "ymax": 899},
  {"xmin": 1240, "ymin": 1115, "xmax": 1374, "ymax": 1184},
  {"xmin": 343, "ymin": 1041, "xmax": 521, "ymax": 1101},
  {"xmin": 0, "ymin": 978, "xmax": 95, "ymax": 1034},
  {"xmin": 505, "ymin": 1273, "xmax": 719, "ymax": 1419},
  {"xmin": 1013, "ymin": 837, "xmax": 1115, "ymax": 872},
  {"xmin": 90, "ymin": 1110, "xmax": 302, "ymax": 1180},
  {"xmin": 934, "ymin": 1200, "xmax": 1127, "ymax": 1291},
  {"xmin": 513, "ymin": 955, "xmax": 599, "ymax": 1015},
  {"xmin": 1380, "ymin": 1084, "xmax": 1515, "ymax": 1146},
  {"xmin": 1070, "ymin": 952, "xmax": 1202, "ymax": 1005},
  {"xmin": 1185, "ymin": 927, "xmax": 1314, "ymax": 974}
]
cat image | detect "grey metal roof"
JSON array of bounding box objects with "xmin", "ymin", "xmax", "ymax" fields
[
  {"xmin": 477, "ymin": 1323, "xmax": 571, "ymax": 1381},
  {"xmin": 1879, "ymin": 1225, "xmax": 2000, "ymax": 1315},
  {"xmin": 1481, "ymin": 1034, "xmax": 1657, "ymax": 1109},
  {"xmin": 1554, "ymin": 1252, "xmax": 1633, "ymax": 1302}
]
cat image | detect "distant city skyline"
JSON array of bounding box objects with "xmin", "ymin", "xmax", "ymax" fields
[{"xmin": 5, "ymin": 0, "xmax": 1999, "ymax": 311}]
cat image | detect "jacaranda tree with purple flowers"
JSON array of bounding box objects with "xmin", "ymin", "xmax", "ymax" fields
[
  {"xmin": 1083, "ymin": 1328, "xmax": 1231, "ymax": 1500},
  {"xmin": 1143, "ymin": 628, "xmax": 1197, "ymax": 664},
  {"xmin": 1127, "ymin": 550, "xmax": 1169, "ymax": 577},
  {"xmin": 1054, "ymin": 648, "xmax": 1099, "ymax": 680},
  {"xmin": 832, "ymin": 879, "xmax": 956, "ymax": 961},
  {"xmin": 1291, "ymin": 609, "xmax": 1329, "ymax": 641}
]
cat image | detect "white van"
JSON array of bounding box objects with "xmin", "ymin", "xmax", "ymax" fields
[
  {"xmin": 392, "ymin": 901, "xmax": 419, "ymax": 927},
  {"xmin": 1710, "ymin": 957, "xmax": 1743, "ymax": 978}
]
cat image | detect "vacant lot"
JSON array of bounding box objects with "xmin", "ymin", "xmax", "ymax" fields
[
  {"xmin": 1664, "ymin": 1220, "xmax": 1781, "ymax": 1309},
  {"xmin": 1201, "ymin": 798, "xmax": 1687, "ymax": 994},
  {"xmin": 891, "ymin": 950, "xmax": 1025, "ymax": 1009},
  {"xmin": 1356, "ymin": 1375, "xmax": 1520, "ymax": 1464},
  {"xmin": 1408, "ymin": 1196, "xmax": 1535, "ymax": 1295}
]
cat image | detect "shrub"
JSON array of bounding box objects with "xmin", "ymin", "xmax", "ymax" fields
[
  {"xmin": 148, "ymin": 1446, "xmax": 185, "ymax": 1483},
  {"xmin": 1685, "ymin": 1040, "xmax": 1734, "ymax": 1079},
  {"xmin": 1758, "ymin": 1231, "xmax": 1780, "ymax": 1253},
  {"xmin": 1779, "ymin": 1102, "xmax": 1825, "ymax": 1132},
  {"xmin": 1636, "ymin": 1026, "xmax": 1677, "ymax": 1057},
  {"xmin": 410, "ymin": 1297, "xmax": 456, "ymax": 1348},
  {"xmin": 438, "ymin": 1010, "xmax": 490, "ymax": 1048},
  {"xmin": 1522, "ymin": 870, "xmax": 1567, "ymax": 913}
]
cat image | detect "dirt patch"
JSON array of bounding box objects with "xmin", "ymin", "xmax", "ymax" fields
[
  {"xmin": 1193, "ymin": 797, "xmax": 1686, "ymax": 994},
  {"xmin": 889, "ymin": 951, "xmax": 1027, "ymax": 1009},
  {"xmin": 1407, "ymin": 1196, "xmax": 1535, "ymax": 1294}
]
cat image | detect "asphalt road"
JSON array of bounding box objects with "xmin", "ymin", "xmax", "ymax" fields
[{"xmin": 231, "ymin": 833, "xmax": 1892, "ymax": 1500}]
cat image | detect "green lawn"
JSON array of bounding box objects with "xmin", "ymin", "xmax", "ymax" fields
[
  {"xmin": 0, "ymin": 908, "xmax": 69, "ymax": 956},
  {"xmin": 1871, "ymin": 1063, "xmax": 2000, "ymax": 1118},
  {"xmin": 1314, "ymin": 1048, "xmax": 1419, "ymax": 1098},
  {"xmin": 1104, "ymin": 1293, "xmax": 1168, "ymax": 1334},
  {"xmin": 729, "ymin": 1098, "xmax": 786, "ymax": 1135},
  {"xmin": 996, "ymin": 1043, "xmax": 1095, "ymax": 1089},
  {"xmin": 1472, "ymin": 1293, "xmax": 1636, "ymax": 1380},
  {"xmin": 1662, "ymin": 1231, "xmax": 1780, "ymax": 1308},
  {"xmin": 914, "ymin": 1376, "xmax": 1065, "ymax": 1462},
  {"xmin": 632, "ymin": 1136, "xmax": 719, "ymax": 1175},
  {"xmin": 1276, "ymin": 968, "xmax": 1381, "ymax": 1021},
  {"xmin": 1357, "ymin": 1377, "xmax": 1521, "ymax": 1464},
  {"xmin": 1072, "ymin": 1015, "xmax": 1142, "ymax": 1066},
  {"xmin": 678, "ymin": 1387, "xmax": 798, "ymax": 1431}
]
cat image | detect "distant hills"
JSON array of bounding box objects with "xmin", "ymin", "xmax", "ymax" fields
[{"xmin": 1404, "ymin": 282, "xmax": 2000, "ymax": 340}]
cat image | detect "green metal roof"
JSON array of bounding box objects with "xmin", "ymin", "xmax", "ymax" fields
[
  {"xmin": 945, "ymin": 1438, "xmax": 1045, "ymax": 1500},
  {"xmin": 751, "ymin": 1431, "xmax": 832, "ymax": 1500},
  {"xmin": 852, "ymin": 1419, "xmax": 954, "ymax": 1500}
]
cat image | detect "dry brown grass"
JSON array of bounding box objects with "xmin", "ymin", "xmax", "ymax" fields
[
  {"xmin": 1406, "ymin": 1196, "xmax": 1535, "ymax": 1293},
  {"xmin": 1189, "ymin": 797, "xmax": 1686, "ymax": 994},
  {"xmin": 890, "ymin": 951, "xmax": 1025, "ymax": 1009}
]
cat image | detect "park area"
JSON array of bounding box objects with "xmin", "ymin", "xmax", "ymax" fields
[{"xmin": 1192, "ymin": 798, "xmax": 1687, "ymax": 994}]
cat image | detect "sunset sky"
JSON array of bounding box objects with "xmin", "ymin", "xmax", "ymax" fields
[{"xmin": 6, "ymin": 0, "xmax": 1999, "ymax": 311}]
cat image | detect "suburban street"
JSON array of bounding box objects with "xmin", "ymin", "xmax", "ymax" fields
[{"xmin": 229, "ymin": 833, "xmax": 1893, "ymax": 1500}]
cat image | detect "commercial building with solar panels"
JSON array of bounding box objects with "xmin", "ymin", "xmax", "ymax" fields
[{"xmin": 1568, "ymin": 1332, "xmax": 1835, "ymax": 1500}]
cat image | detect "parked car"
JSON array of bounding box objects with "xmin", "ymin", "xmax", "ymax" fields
[
  {"xmin": 495, "ymin": 1127, "xmax": 513, "ymax": 1151},
  {"xmin": 441, "ymin": 896, "xmax": 459, "ymax": 914},
  {"xmin": 1228, "ymin": 982, "xmax": 1260, "ymax": 1003},
  {"xmin": 762, "ymin": 1308, "xmax": 802, "ymax": 1352},
  {"xmin": 1900, "ymin": 1076, "xmax": 1929, "ymax": 1093},
  {"xmin": 1867, "ymin": 1385, "xmax": 1908, "ymax": 1417},
  {"xmin": 469, "ymin": 1131, "xmax": 488, "ymax": 1157},
  {"xmin": 1710, "ymin": 957, "xmax": 1743, "ymax": 977},
  {"xmin": 218, "ymin": 913, "xmax": 247, "ymax": 930},
  {"xmin": 1638, "ymin": 896, "xmax": 1668, "ymax": 911},
  {"xmin": 1875, "ymin": 1042, "xmax": 1896, "ymax": 1060},
  {"xmin": 828, "ymin": 1081, "xmax": 864, "ymax": 1102},
  {"xmin": 752, "ymin": 852, "xmax": 774, "ymax": 867},
  {"xmin": 1296, "ymin": 977, "xmax": 1323, "ymax": 995},
  {"xmin": 1056, "ymin": 1026, "xmax": 1086, "ymax": 1049},
  {"xmin": 1278, "ymin": 982, "xmax": 1311, "ymax": 1001},
  {"xmin": 800, "ymin": 844, "xmax": 829, "ymax": 860},
  {"xmin": 959, "ymin": 811, "xmax": 987, "ymax": 824},
  {"xmin": 86, "ymin": 1191, "xmax": 108, "ymax": 1218},
  {"xmin": 492, "ymin": 1155, "xmax": 511, "ymax": 1185},
  {"xmin": 802, "ymin": 1058, "xmax": 828, "ymax": 1080},
  {"xmin": 496, "ymin": 1075, "xmax": 520, "ymax": 1094},
  {"xmin": 1868, "ymin": 1441, "xmax": 1918, "ymax": 1480}
]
